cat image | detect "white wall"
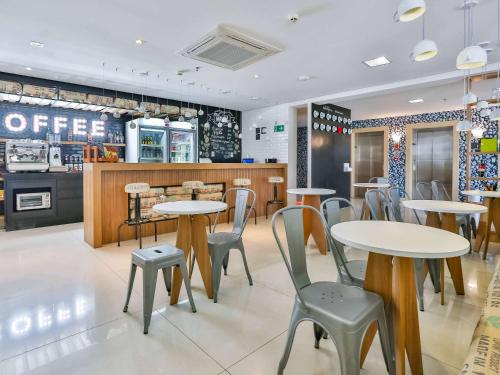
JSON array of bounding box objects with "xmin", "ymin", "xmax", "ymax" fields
[
  {"xmin": 241, "ymin": 103, "xmax": 299, "ymax": 195},
  {"xmin": 241, "ymin": 104, "xmax": 290, "ymax": 163}
]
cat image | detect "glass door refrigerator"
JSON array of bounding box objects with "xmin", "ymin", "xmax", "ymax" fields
[
  {"xmin": 168, "ymin": 121, "xmax": 197, "ymax": 163},
  {"xmin": 126, "ymin": 118, "xmax": 167, "ymax": 163},
  {"xmin": 126, "ymin": 118, "xmax": 197, "ymax": 163}
]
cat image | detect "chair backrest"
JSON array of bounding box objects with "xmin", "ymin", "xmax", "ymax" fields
[
  {"xmin": 319, "ymin": 198, "xmax": 357, "ymax": 284},
  {"xmin": 387, "ymin": 187, "xmax": 421, "ymax": 224},
  {"xmin": 431, "ymin": 180, "xmax": 451, "ymax": 201},
  {"xmin": 214, "ymin": 188, "xmax": 256, "ymax": 237},
  {"xmin": 272, "ymin": 205, "xmax": 327, "ymax": 304},
  {"xmin": 365, "ymin": 189, "xmax": 388, "ymax": 220},
  {"xmin": 320, "ymin": 197, "xmax": 357, "ymax": 227},
  {"xmin": 368, "ymin": 176, "xmax": 388, "ymax": 184},
  {"xmin": 415, "ymin": 181, "xmax": 432, "ymax": 200}
]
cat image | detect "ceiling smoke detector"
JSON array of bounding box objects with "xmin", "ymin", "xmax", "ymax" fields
[{"xmin": 180, "ymin": 25, "xmax": 282, "ymax": 70}]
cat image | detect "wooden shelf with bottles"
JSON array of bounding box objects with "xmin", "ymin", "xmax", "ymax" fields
[{"xmin": 465, "ymin": 73, "xmax": 500, "ymax": 190}]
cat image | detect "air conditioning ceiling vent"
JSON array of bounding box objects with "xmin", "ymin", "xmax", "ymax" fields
[{"xmin": 180, "ymin": 25, "xmax": 281, "ymax": 70}]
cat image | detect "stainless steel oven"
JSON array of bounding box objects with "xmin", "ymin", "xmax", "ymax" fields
[{"xmin": 16, "ymin": 192, "xmax": 51, "ymax": 211}]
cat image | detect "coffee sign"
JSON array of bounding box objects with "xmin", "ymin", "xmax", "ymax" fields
[{"xmin": 2, "ymin": 112, "xmax": 106, "ymax": 137}]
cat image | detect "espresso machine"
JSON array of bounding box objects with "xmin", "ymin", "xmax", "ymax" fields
[
  {"xmin": 47, "ymin": 133, "xmax": 67, "ymax": 172},
  {"xmin": 6, "ymin": 139, "xmax": 49, "ymax": 172}
]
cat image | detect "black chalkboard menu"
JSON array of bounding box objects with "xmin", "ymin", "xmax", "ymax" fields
[{"xmin": 198, "ymin": 109, "xmax": 241, "ymax": 163}]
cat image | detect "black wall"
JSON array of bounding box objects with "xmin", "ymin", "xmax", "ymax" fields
[
  {"xmin": 311, "ymin": 103, "xmax": 351, "ymax": 199},
  {"xmin": 0, "ymin": 72, "xmax": 242, "ymax": 165}
]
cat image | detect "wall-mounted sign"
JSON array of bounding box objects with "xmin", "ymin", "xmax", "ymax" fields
[
  {"xmin": 274, "ymin": 124, "xmax": 285, "ymax": 132},
  {"xmin": 0, "ymin": 101, "xmax": 126, "ymax": 143},
  {"xmin": 2, "ymin": 112, "xmax": 106, "ymax": 137}
]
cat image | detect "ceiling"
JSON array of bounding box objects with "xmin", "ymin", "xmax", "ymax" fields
[
  {"xmin": 338, "ymin": 76, "xmax": 500, "ymax": 120},
  {"xmin": 1, "ymin": 0, "xmax": 499, "ymax": 111}
]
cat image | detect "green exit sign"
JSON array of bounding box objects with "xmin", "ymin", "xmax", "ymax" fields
[{"xmin": 274, "ymin": 124, "xmax": 285, "ymax": 132}]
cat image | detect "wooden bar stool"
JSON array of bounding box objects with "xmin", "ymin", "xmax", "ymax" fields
[
  {"xmin": 266, "ymin": 176, "xmax": 285, "ymax": 219},
  {"xmin": 117, "ymin": 182, "xmax": 156, "ymax": 249},
  {"xmin": 227, "ymin": 178, "xmax": 257, "ymax": 224}
]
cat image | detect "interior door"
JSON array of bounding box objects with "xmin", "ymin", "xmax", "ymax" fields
[
  {"xmin": 412, "ymin": 127, "xmax": 453, "ymax": 199},
  {"xmin": 354, "ymin": 131, "xmax": 384, "ymax": 198}
]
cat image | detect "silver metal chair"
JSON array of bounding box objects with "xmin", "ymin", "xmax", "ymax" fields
[
  {"xmin": 415, "ymin": 181, "xmax": 432, "ymax": 200},
  {"xmin": 272, "ymin": 205, "xmax": 394, "ymax": 375},
  {"xmin": 208, "ymin": 188, "xmax": 256, "ymax": 303},
  {"xmin": 431, "ymin": 180, "xmax": 472, "ymax": 243},
  {"xmin": 123, "ymin": 244, "xmax": 196, "ymax": 334},
  {"xmin": 386, "ymin": 187, "xmax": 440, "ymax": 311},
  {"xmin": 320, "ymin": 198, "xmax": 365, "ymax": 288},
  {"xmin": 365, "ymin": 189, "xmax": 389, "ymax": 220}
]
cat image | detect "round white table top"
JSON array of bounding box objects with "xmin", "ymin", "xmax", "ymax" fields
[
  {"xmin": 153, "ymin": 201, "xmax": 228, "ymax": 215},
  {"xmin": 352, "ymin": 182, "xmax": 391, "ymax": 189},
  {"xmin": 287, "ymin": 188, "xmax": 336, "ymax": 196},
  {"xmin": 331, "ymin": 221, "xmax": 470, "ymax": 258},
  {"xmin": 462, "ymin": 189, "xmax": 500, "ymax": 198},
  {"xmin": 401, "ymin": 200, "xmax": 487, "ymax": 214}
]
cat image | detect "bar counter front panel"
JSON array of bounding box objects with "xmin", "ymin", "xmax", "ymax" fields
[{"xmin": 83, "ymin": 163, "xmax": 287, "ymax": 248}]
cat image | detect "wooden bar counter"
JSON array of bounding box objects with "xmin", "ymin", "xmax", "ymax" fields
[{"xmin": 83, "ymin": 162, "xmax": 287, "ymax": 248}]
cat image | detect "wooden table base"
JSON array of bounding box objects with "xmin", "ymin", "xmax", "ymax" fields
[
  {"xmin": 302, "ymin": 195, "xmax": 327, "ymax": 255},
  {"xmin": 473, "ymin": 197, "xmax": 500, "ymax": 259},
  {"xmin": 361, "ymin": 253, "xmax": 423, "ymax": 375},
  {"xmin": 425, "ymin": 212, "xmax": 465, "ymax": 305},
  {"xmin": 170, "ymin": 215, "xmax": 213, "ymax": 305}
]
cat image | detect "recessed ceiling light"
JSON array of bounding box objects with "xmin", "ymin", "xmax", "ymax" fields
[
  {"xmin": 408, "ymin": 98, "xmax": 424, "ymax": 103},
  {"xmin": 363, "ymin": 56, "xmax": 391, "ymax": 67},
  {"xmin": 135, "ymin": 39, "xmax": 145, "ymax": 45},
  {"xmin": 253, "ymin": 74, "xmax": 260, "ymax": 79},
  {"xmin": 249, "ymin": 96, "xmax": 261, "ymax": 100},
  {"xmin": 221, "ymin": 89, "xmax": 231, "ymax": 94},
  {"xmin": 30, "ymin": 41, "xmax": 44, "ymax": 48},
  {"xmin": 298, "ymin": 75, "xmax": 311, "ymax": 81},
  {"xmin": 25, "ymin": 67, "xmax": 32, "ymax": 71}
]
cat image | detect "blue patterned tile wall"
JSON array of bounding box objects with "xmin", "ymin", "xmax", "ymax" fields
[{"xmin": 352, "ymin": 110, "xmax": 498, "ymax": 199}]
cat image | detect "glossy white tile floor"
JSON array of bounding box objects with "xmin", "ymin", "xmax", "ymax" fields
[{"xmin": 0, "ymin": 214, "xmax": 498, "ymax": 375}]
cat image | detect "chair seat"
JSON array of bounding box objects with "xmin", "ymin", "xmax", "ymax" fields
[
  {"xmin": 299, "ymin": 281, "xmax": 382, "ymax": 327},
  {"xmin": 132, "ymin": 244, "xmax": 184, "ymax": 267},
  {"xmin": 208, "ymin": 232, "xmax": 240, "ymax": 246}
]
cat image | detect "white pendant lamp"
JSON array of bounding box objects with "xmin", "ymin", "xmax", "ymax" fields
[
  {"xmin": 394, "ymin": 0, "xmax": 426, "ymax": 22},
  {"xmin": 411, "ymin": 39, "xmax": 438, "ymax": 61},
  {"xmin": 456, "ymin": 119, "xmax": 473, "ymax": 131},
  {"xmin": 471, "ymin": 126, "xmax": 485, "ymax": 138},
  {"xmin": 457, "ymin": 1, "xmax": 487, "ymax": 70},
  {"xmin": 463, "ymin": 92, "xmax": 477, "ymax": 105},
  {"xmin": 100, "ymin": 112, "xmax": 108, "ymax": 121},
  {"xmin": 477, "ymin": 100, "xmax": 489, "ymax": 109},
  {"xmin": 490, "ymin": 107, "xmax": 500, "ymax": 120},
  {"xmin": 456, "ymin": 45, "xmax": 487, "ymax": 69},
  {"xmin": 113, "ymin": 111, "xmax": 121, "ymax": 119}
]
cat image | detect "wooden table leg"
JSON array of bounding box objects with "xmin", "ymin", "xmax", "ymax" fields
[
  {"xmin": 393, "ymin": 257, "xmax": 423, "ymax": 375},
  {"xmin": 473, "ymin": 198, "xmax": 490, "ymax": 253},
  {"xmin": 302, "ymin": 195, "xmax": 327, "ymax": 255},
  {"xmin": 361, "ymin": 253, "xmax": 393, "ymax": 367},
  {"xmin": 441, "ymin": 213, "xmax": 465, "ymax": 296},
  {"xmin": 191, "ymin": 215, "xmax": 213, "ymax": 299},
  {"xmin": 170, "ymin": 215, "xmax": 192, "ymax": 305}
]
